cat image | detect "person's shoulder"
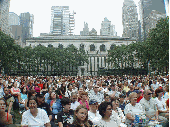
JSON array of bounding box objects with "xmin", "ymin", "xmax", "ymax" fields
[
  {"xmin": 38, "ymin": 108, "xmax": 47, "ymax": 114},
  {"xmin": 22, "ymin": 109, "xmax": 30, "ymax": 116}
]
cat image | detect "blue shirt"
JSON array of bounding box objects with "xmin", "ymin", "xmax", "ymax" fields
[{"xmin": 47, "ymin": 99, "xmax": 62, "ymax": 115}]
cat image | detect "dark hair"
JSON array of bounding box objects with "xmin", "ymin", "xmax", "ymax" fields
[
  {"xmin": 21, "ymin": 86, "xmax": 27, "ymax": 94},
  {"xmin": 27, "ymin": 96, "xmax": 38, "ymax": 107},
  {"xmin": 43, "ymin": 82, "xmax": 48, "ymax": 89},
  {"xmin": 49, "ymin": 91, "xmax": 59, "ymax": 100},
  {"xmin": 104, "ymin": 93, "xmax": 110, "ymax": 99},
  {"xmin": 28, "ymin": 90, "xmax": 36, "ymax": 99},
  {"xmin": 155, "ymin": 88, "xmax": 163, "ymax": 97},
  {"xmin": 0, "ymin": 98, "xmax": 7, "ymax": 106},
  {"xmin": 73, "ymin": 105, "xmax": 89, "ymax": 127},
  {"xmin": 98, "ymin": 101, "xmax": 112, "ymax": 118},
  {"xmin": 61, "ymin": 97, "xmax": 71, "ymax": 106},
  {"xmin": 67, "ymin": 83, "xmax": 72, "ymax": 89}
]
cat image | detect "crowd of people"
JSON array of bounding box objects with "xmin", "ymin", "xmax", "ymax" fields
[{"xmin": 0, "ymin": 74, "xmax": 169, "ymax": 127}]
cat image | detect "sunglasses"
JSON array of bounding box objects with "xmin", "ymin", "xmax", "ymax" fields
[{"xmin": 147, "ymin": 93, "xmax": 153, "ymax": 95}]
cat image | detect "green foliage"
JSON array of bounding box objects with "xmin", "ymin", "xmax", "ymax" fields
[{"xmin": 107, "ymin": 17, "xmax": 169, "ymax": 74}]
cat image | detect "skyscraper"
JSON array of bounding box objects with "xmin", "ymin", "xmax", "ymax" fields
[
  {"xmin": 0, "ymin": 0, "xmax": 11, "ymax": 36},
  {"xmin": 100, "ymin": 17, "xmax": 116, "ymax": 36},
  {"xmin": 139, "ymin": 0, "xmax": 166, "ymax": 41},
  {"xmin": 80, "ymin": 22, "xmax": 89, "ymax": 35},
  {"xmin": 9, "ymin": 12, "xmax": 20, "ymax": 26},
  {"xmin": 50, "ymin": 6, "xmax": 75, "ymax": 35},
  {"xmin": 20, "ymin": 12, "xmax": 34, "ymax": 42},
  {"xmin": 122, "ymin": 0, "xmax": 138, "ymax": 40}
]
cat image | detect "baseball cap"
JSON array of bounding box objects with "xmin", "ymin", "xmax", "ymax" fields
[{"xmin": 89, "ymin": 99, "xmax": 98, "ymax": 105}]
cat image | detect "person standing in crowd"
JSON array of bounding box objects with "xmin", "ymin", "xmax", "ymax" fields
[
  {"xmin": 151, "ymin": 80, "xmax": 159, "ymax": 91},
  {"xmin": 65, "ymin": 83, "xmax": 73, "ymax": 98},
  {"xmin": 104, "ymin": 93, "xmax": 111, "ymax": 102},
  {"xmin": 57, "ymin": 97, "xmax": 74, "ymax": 127},
  {"xmin": 70, "ymin": 105, "xmax": 94, "ymax": 127},
  {"xmin": 19, "ymin": 86, "xmax": 28, "ymax": 111},
  {"xmin": 79, "ymin": 92, "xmax": 89, "ymax": 111},
  {"xmin": 97, "ymin": 101, "xmax": 118, "ymax": 127},
  {"xmin": 70, "ymin": 92, "xmax": 80, "ymax": 111},
  {"xmin": 126, "ymin": 84, "xmax": 134, "ymax": 97},
  {"xmin": 140, "ymin": 89, "xmax": 169, "ymax": 126},
  {"xmin": 0, "ymin": 98, "xmax": 13, "ymax": 126},
  {"xmin": 47, "ymin": 92, "xmax": 62, "ymax": 119},
  {"xmin": 41, "ymin": 82, "xmax": 49, "ymax": 95},
  {"xmin": 111, "ymin": 98, "xmax": 126, "ymax": 127},
  {"xmin": 155, "ymin": 88, "xmax": 169, "ymax": 119},
  {"xmin": 3, "ymin": 87, "xmax": 14, "ymax": 115},
  {"xmin": 89, "ymin": 85, "xmax": 104, "ymax": 105},
  {"xmin": 45, "ymin": 87, "xmax": 53, "ymax": 103},
  {"xmin": 72, "ymin": 83, "xmax": 78, "ymax": 93},
  {"xmin": 119, "ymin": 94, "xmax": 126, "ymax": 112},
  {"xmin": 124, "ymin": 92, "xmax": 146, "ymax": 126},
  {"xmin": 21, "ymin": 96, "xmax": 51, "ymax": 127},
  {"xmin": 88, "ymin": 99, "xmax": 101, "ymax": 125}
]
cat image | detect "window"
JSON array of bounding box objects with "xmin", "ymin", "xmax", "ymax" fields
[
  {"xmin": 90, "ymin": 44, "xmax": 95, "ymax": 51},
  {"xmin": 100, "ymin": 44, "xmax": 106, "ymax": 51}
]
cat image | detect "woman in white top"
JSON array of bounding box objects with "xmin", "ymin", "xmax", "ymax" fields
[
  {"xmin": 21, "ymin": 96, "xmax": 51, "ymax": 127},
  {"xmin": 155, "ymin": 88, "xmax": 169, "ymax": 119},
  {"xmin": 124, "ymin": 92, "xmax": 146, "ymax": 126},
  {"xmin": 111, "ymin": 98, "xmax": 126, "ymax": 127},
  {"xmin": 97, "ymin": 101, "xmax": 118, "ymax": 127}
]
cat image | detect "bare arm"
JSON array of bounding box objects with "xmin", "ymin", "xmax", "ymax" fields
[
  {"xmin": 25, "ymin": 99, "xmax": 29, "ymax": 110},
  {"xmin": 58, "ymin": 122, "xmax": 63, "ymax": 127},
  {"xmin": 45, "ymin": 122, "xmax": 51, "ymax": 127},
  {"xmin": 49, "ymin": 115, "xmax": 52, "ymax": 121},
  {"xmin": 126, "ymin": 113, "xmax": 135, "ymax": 121},
  {"xmin": 8, "ymin": 114, "xmax": 13, "ymax": 124},
  {"xmin": 8, "ymin": 102, "xmax": 13, "ymax": 114}
]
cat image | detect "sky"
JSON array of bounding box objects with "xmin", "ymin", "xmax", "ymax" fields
[{"xmin": 9, "ymin": 0, "xmax": 140, "ymax": 37}]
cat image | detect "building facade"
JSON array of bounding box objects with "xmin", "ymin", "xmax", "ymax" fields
[
  {"xmin": 100, "ymin": 17, "xmax": 116, "ymax": 36},
  {"xmin": 139, "ymin": 0, "xmax": 166, "ymax": 41},
  {"xmin": 19, "ymin": 12, "xmax": 34, "ymax": 43},
  {"xmin": 0, "ymin": 0, "xmax": 12, "ymax": 36},
  {"xmin": 9, "ymin": 12, "xmax": 20, "ymax": 26},
  {"xmin": 122, "ymin": 0, "xmax": 138, "ymax": 40},
  {"xmin": 50, "ymin": 6, "xmax": 75, "ymax": 35},
  {"xmin": 25, "ymin": 35, "xmax": 137, "ymax": 76},
  {"xmin": 145, "ymin": 10, "xmax": 166, "ymax": 36}
]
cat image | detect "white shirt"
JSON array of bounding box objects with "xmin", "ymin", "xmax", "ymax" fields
[
  {"xmin": 96, "ymin": 118, "xmax": 118, "ymax": 127},
  {"xmin": 155, "ymin": 97, "xmax": 167, "ymax": 111},
  {"xmin": 124, "ymin": 103, "xmax": 146, "ymax": 124},
  {"xmin": 88, "ymin": 110, "xmax": 102, "ymax": 125},
  {"xmin": 21, "ymin": 108, "xmax": 50, "ymax": 127},
  {"xmin": 65, "ymin": 90, "xmax": 72, "ymax": 98},
  {"xmin": 151, "ymin": 83, "xmax": 159, "ymax": 90},
  {"xmin": 139, "ymin": 97, "xmax": 157, "ymax": 117},
  {"xmin": 70, "ymin": 101, "xmax": 80, "ymax": 110}
]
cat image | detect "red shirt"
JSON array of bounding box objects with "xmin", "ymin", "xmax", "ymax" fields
[
  {"xmin": 137, "ymin": 96, "xmax": 143, "ymax": 103},
  {"xmin": 38, "ymin": 84, "xmax": 43, "ymax": 90}
]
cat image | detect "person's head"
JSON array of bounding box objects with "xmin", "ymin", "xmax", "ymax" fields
[
  {"xmin": 61, "ymin": 97, "xmax": 71, "ymax": 112},
  {"xmin": 93, "ymin": 85, "xmax": 99, "ymax": 93},
  {"xmin": 124, "ymin": 81, "xmax": 128, "ymax": 86},
  {"xmin": 119, "ymin": 94, "xmax": 126, "ymax": 103},
  {"xmin": 43, "ymin": 83, "xmax": 48, "ymax": 89},
  {"xmin": 155, "ymin": 88, "xmax": 163, "ymax": 97},
  {"xmin": 49, "ymin": 92, "xmax": 58, "ymax": 100},
  {"xmin": 67, "ymin": 84, "xmax": 73, "ymax": 91},
  {"xmin": 4, "ymin": 87, "xmax": 10, "ymax": 95},
  {"xmin": 71, "ymin": 92, "xmax": 78, "ymax": 103},
  {"xmin": 36, "ymin": 94, "xmax": 45, "ymax": 105},
  {"xmin": 28, "ymin": 90, "xmax": 36, "ymax": 99},
  {"xmin": 111, "ymin": 98, "xmax": 119, "ymax": 110},
  {"xmin": 80, "ymin": 92, "xmax": 88, "ymax": 100},
  {"xmin": 21, "ymin": 86, "xmax": 27, "ymax": 94},
  {"xmin": 143, "ymin": 89, "xmax": 153, "ymax": 101},
  {"xmin": 28, "ymin": 96, "xmax": 38, "ymax": 112},
  {"xmin": 129, "ymin": 92, "xmax": 137, "ymax": 106},
  {"xmin": 48, "ymin": 87, "xmax": 53, "ymax": 94},
  {"xmin": 129, "ymin": 84, "xmax": 134, "ymax": 90},
  {"xmin": 110, "ymin": 84, "xmax": 116, "ymax": 91},
  {"xmin": 0, "ymin": 98, "xmax": 7, "ymax": 112},
  {"xmin": 98, "ymin": 101, "xmax": 112, "ymax": 118},
  {"xmin": 89, "ymin": 99, "xmax": 98, "ymax": 111},
  {"xmin": 78, "ymin": 87, "xmax": 84, "ymax": 95},
  {"xmin": 104, "ymin": 94, "xmax": 111, "ymax": 102},
  {"xmin": 88, "ymin": 83, "xmax": 93, "ymax": 90},
  {"xmin": 13, "ymin": 82, "xmax": 17, "ymax": 88},
  {"xmin": 102, "ymin": 83, "xmax": 107, "ymax": 89},
  {"xmin": 74, "ymin": 105, "xmax": 89, "ymax": 125}
]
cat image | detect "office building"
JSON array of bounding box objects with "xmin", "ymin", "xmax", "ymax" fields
[
  {"xmin": 80, "ymin": 22, "xmax": 89, "ymax": 35},
  {"xmin": 122, "ymin": 0, "xmax": 138, "ymax": 40},
  {"xmin": 9, "ymin": 12, "xmax": 20, "ymax": 26},
  {"xmin": 139, "ymin": 0, "xmax": 166, "ymax": 41},
  {"xmin": 100, "ymin": 17, "xmax": 116, "ymax": 36},
  {"xmin": 20, "ymin": 12, "xmax": 34, "ymax": 42},
  {"xmin": 50, "ymin": 6, "xmax": 76, "ymax": 35},
  {"xmin": 0, "ymin": 0, "xmax": 11, "ymax": 36}
]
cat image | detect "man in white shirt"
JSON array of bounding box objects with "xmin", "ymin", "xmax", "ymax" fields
[{"xmin": 88, "ymin": 99, "xmax": 101, "ymax": 125}]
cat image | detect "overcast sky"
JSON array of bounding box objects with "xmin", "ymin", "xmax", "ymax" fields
[{"xmin": 9, "ymin": 0, "xmax": 140, "ymax": 37}]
